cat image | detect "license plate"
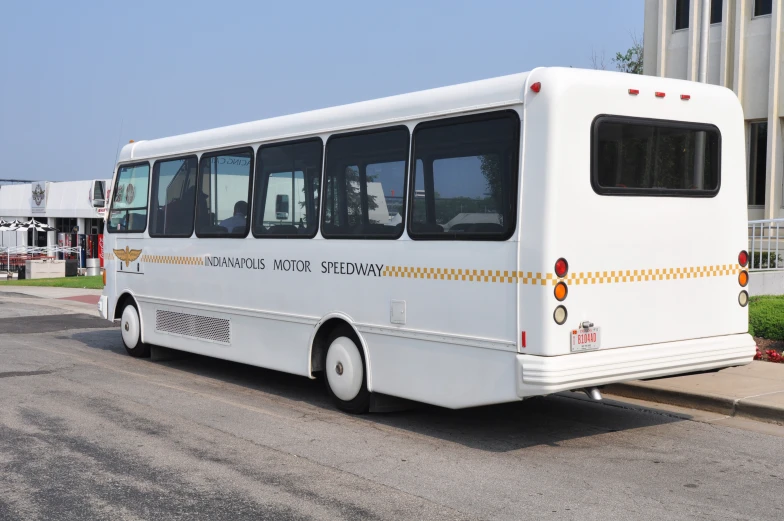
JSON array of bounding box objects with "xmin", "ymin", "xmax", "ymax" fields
[{"xmin": 571, "ymin": 327, "xmax": 601, "ymax": 352}]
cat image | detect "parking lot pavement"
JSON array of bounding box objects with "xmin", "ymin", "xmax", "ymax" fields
[{"xmin": 1, "ymin": 295, "xmax": 783, "ymax": 521}]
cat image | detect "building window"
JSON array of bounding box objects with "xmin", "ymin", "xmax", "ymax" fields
[
  {"xmin": 711, "ymin": 0, "xmax": 722, "ymax": 24},
  {"xmin": 754, "ymin": 0, "xmax": 772, "ymax": 17},
  {"xmin": 748, "ymin": 122, "xmax": 767, "ymax": 206},
  {"xmin": 675, "ymin": 0, "xmax": 690, "ymax": 30},
  {"xmin": 85, "ymin": 218, "xmax": 104, "ymax": 235},
  {"xmin": 55, "ymin": 217, "xmax": 78, "ymax": 234}
]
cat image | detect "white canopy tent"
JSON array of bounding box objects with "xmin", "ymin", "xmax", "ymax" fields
[{"xmin": 0, "ymin": 219, "xmax": 65, "ymax": 274}]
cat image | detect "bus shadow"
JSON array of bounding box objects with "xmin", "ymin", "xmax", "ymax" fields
[{"xmin": 70, "ymin": 330, "xmax": 686, "ymax": 452}]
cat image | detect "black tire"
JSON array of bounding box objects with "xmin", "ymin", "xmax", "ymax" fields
[
  {"xmin": 322, "ymin": 325, "xmax": 370, "ymax": 414},
  {"xmin": 119, "ymin": 300, "xmax": 151, "ymax": 358}
]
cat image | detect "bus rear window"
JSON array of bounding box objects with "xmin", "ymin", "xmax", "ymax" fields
[{"xmin": 592, "ymin": 116, "xmax": 720, "ymax": 197}]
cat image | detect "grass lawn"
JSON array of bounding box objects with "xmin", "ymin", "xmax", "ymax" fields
[{"xmin": 0, "ymin": 275, "xmax": 104, "ymax": 290}]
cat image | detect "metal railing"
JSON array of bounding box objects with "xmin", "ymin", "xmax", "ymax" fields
[
  {"xmin": 0, "ymin": 246, "xmax": 83, "ymax": 273},
  {"xmin": 748, "ymin": 219, "xmax": 784, "ymax": 271}
]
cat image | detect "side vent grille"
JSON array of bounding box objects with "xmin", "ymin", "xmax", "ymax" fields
[{"xmin": 155, "ymin": 310, "xmax": 231, "ymax": 344}]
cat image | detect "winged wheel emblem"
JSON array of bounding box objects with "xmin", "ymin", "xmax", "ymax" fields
[{"xmin": 113, "ymin": 246, "xmax": 143, "ymax": 267}]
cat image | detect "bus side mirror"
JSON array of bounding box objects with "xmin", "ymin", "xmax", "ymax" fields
[{"xmin": 92, "ymin": 180, "xmax": 106, "ymax": 208}]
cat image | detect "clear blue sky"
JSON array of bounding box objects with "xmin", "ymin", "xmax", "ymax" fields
[{"xmin": 0, "ymin": 0, "xmax": 643, "ymax": 182}]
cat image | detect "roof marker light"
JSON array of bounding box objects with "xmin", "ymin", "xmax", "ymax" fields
[
  {"xmin": 628, "ymin": 89, "xmax": 639, "ymax": 95},
  {"xmin": 655, "ymin": 92, "xmax": 666, "ymax": 98},
  {"xmin": 530, "ymin": 82, "xmax": 541, "ymax": 93},
  {"xmin": 681, "ymin": 94, "xmax": 691, "ymax": 100}
]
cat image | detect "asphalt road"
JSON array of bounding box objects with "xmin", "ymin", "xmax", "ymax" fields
[{"xmin": 1, "ymin": 290, "xmax": 782, "ymax": 521}]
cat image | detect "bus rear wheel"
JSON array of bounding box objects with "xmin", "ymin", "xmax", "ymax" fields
[
  {"xmin": 120, "ymin": 301, "xmax": 150, "ymax": 358},
  {"xmin": 323, "ymin": 326, "xmax": 370, "ymax": 414}
]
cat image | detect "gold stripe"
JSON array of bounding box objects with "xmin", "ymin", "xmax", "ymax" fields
[{"xmin": 382, "ymin": 264, "xmax": 741, "ymax": 285}]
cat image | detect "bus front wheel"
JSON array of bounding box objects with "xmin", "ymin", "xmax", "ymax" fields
[
  {"xmin": 120, "ymin": 301, "xmax": 150, "ymax": 358},
  {"xmin": 323, "ymin": 326, "xmax": 370, "ymax": 414}
]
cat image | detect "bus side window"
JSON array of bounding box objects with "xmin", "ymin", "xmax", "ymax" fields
[
  {"xmin": 107, "ymin": 162, "xmax": 150, "ymax": 234},
  {"xmin": 196, "ymin": 148, "xmax": 254, "ymax": 238},
  {"xmin": 149, "ymin": 156, "xmax": 198, "ymax": 237},
  {"xmin": 322, "ymin": 127, "xmax": 409, "ymax": 239},
  {"xmin": 253, "ymin": 138, "xmax": 323, "ymax": 238},
  {"xmin": 409, "ymin": 111, "xmax": 520, "ymax": 240}
]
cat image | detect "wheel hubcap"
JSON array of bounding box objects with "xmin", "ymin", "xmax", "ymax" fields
[
  {"xmin": 120, "ymin": 306, "xmax": 140, "ymax": 350},
  {"xmin": 325, "ymin": 336, "xmax": 363, "ymax": 402}
]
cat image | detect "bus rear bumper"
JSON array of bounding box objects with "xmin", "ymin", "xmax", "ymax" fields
[{"xmin": 516, "ymin": 333, "xmax": 756, "ymax": 398}]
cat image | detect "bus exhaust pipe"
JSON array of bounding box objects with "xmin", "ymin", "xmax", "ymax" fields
[{"xmin": 583, "ymin": 387, "xmax": 602, "ymax": 401}]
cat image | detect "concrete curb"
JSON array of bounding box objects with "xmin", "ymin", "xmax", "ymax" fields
[{"xmin": 605, "ymin": 382, "xmax": 784, "ymax": 425}]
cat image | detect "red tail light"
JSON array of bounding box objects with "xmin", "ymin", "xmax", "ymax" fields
[
  {"xmin": 554, "ymin": 258, "xmax": 569, "ymax": 278},
  {"xmin": 738, "ymin": 250, "xmax": 748, "ymax": 267}
]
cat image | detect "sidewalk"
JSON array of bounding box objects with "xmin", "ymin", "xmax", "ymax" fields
[
  {"xmin": 0, "ymin": 285, "xmax": 102, "ymax": 316},
  {"xmin": 605, "ymin": 361, "xmax": 784, "ymax": 425},
  {"xmin": 0, "ymin": 285, "xmax": 102, "ymax": 299}
]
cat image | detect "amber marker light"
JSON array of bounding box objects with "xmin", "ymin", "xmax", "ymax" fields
[
  {"xmin": 554, "ymin": 282, "xmax": 568, "ymax": 301},
  {"xmin": 738, "ymin": 271, "xmax": 749, "ymax": 287}
]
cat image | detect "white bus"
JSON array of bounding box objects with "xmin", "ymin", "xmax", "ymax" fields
[{"xmin": 98, "ymin": 68, "xmax": 755, "ymax": 413}]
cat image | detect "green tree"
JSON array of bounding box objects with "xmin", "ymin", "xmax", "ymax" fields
[{"xmin": 613, "ymin": 33, "xmax": 643, "ymax": 75}]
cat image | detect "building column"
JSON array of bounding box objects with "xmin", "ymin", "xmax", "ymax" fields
[
  {"xmin": 46, "ymin": 217, "xmax": 56, "ymax": 256},
  {"xmin": 686, "ymin": 0, "xmax": 703, "ymax": 81},
  {"xmin": 645, "ymin": 0, "xmax": 670, "ymax": 77},
  {"xmin": 765, "ymin": 0, "xmax": 784, "ymax": 219},
  {"xmin": 719, "ymin": 0, "xmax": 736, "ymax": 88},
  {"xmin": 732, "ymin": 0, "xmax": 748, "ymax": 98}
]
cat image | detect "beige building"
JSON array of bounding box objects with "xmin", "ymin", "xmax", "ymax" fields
[{"xmin": 643, "ymin": 0, "xmax": 782, "ymax": 220}]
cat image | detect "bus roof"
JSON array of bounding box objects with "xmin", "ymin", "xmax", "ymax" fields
[
  {"xmin": 118, "ymin": 71, "xmax": 532, "ymax": 162},
  {"xmin": 118, "ymin": 67, "xmax": 738, "ymax": 164}
]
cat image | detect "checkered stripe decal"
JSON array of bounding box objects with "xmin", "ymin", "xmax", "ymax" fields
[
  {"xmin": 383, "ymin": 264, "xmax": 741, "ymax": 285},
  {"xmin": 563, "ymin": 264, "xmax": 741, "ymax": 285},
  {"xmin": 382, "ymin": 266, "xmax": 553, "ymax": 284},
  {"xmin": 141, "ymin": 254, "xmax": 204, "ymax": 266}
]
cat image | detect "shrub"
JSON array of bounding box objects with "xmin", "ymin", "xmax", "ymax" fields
[
  {"xmin": 748, "ymin": 296, "xmax": 784, "ymax": 341},
  {"xmin": 751, "ymin": 252, "xmax": 783, "ymax": 269}
]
